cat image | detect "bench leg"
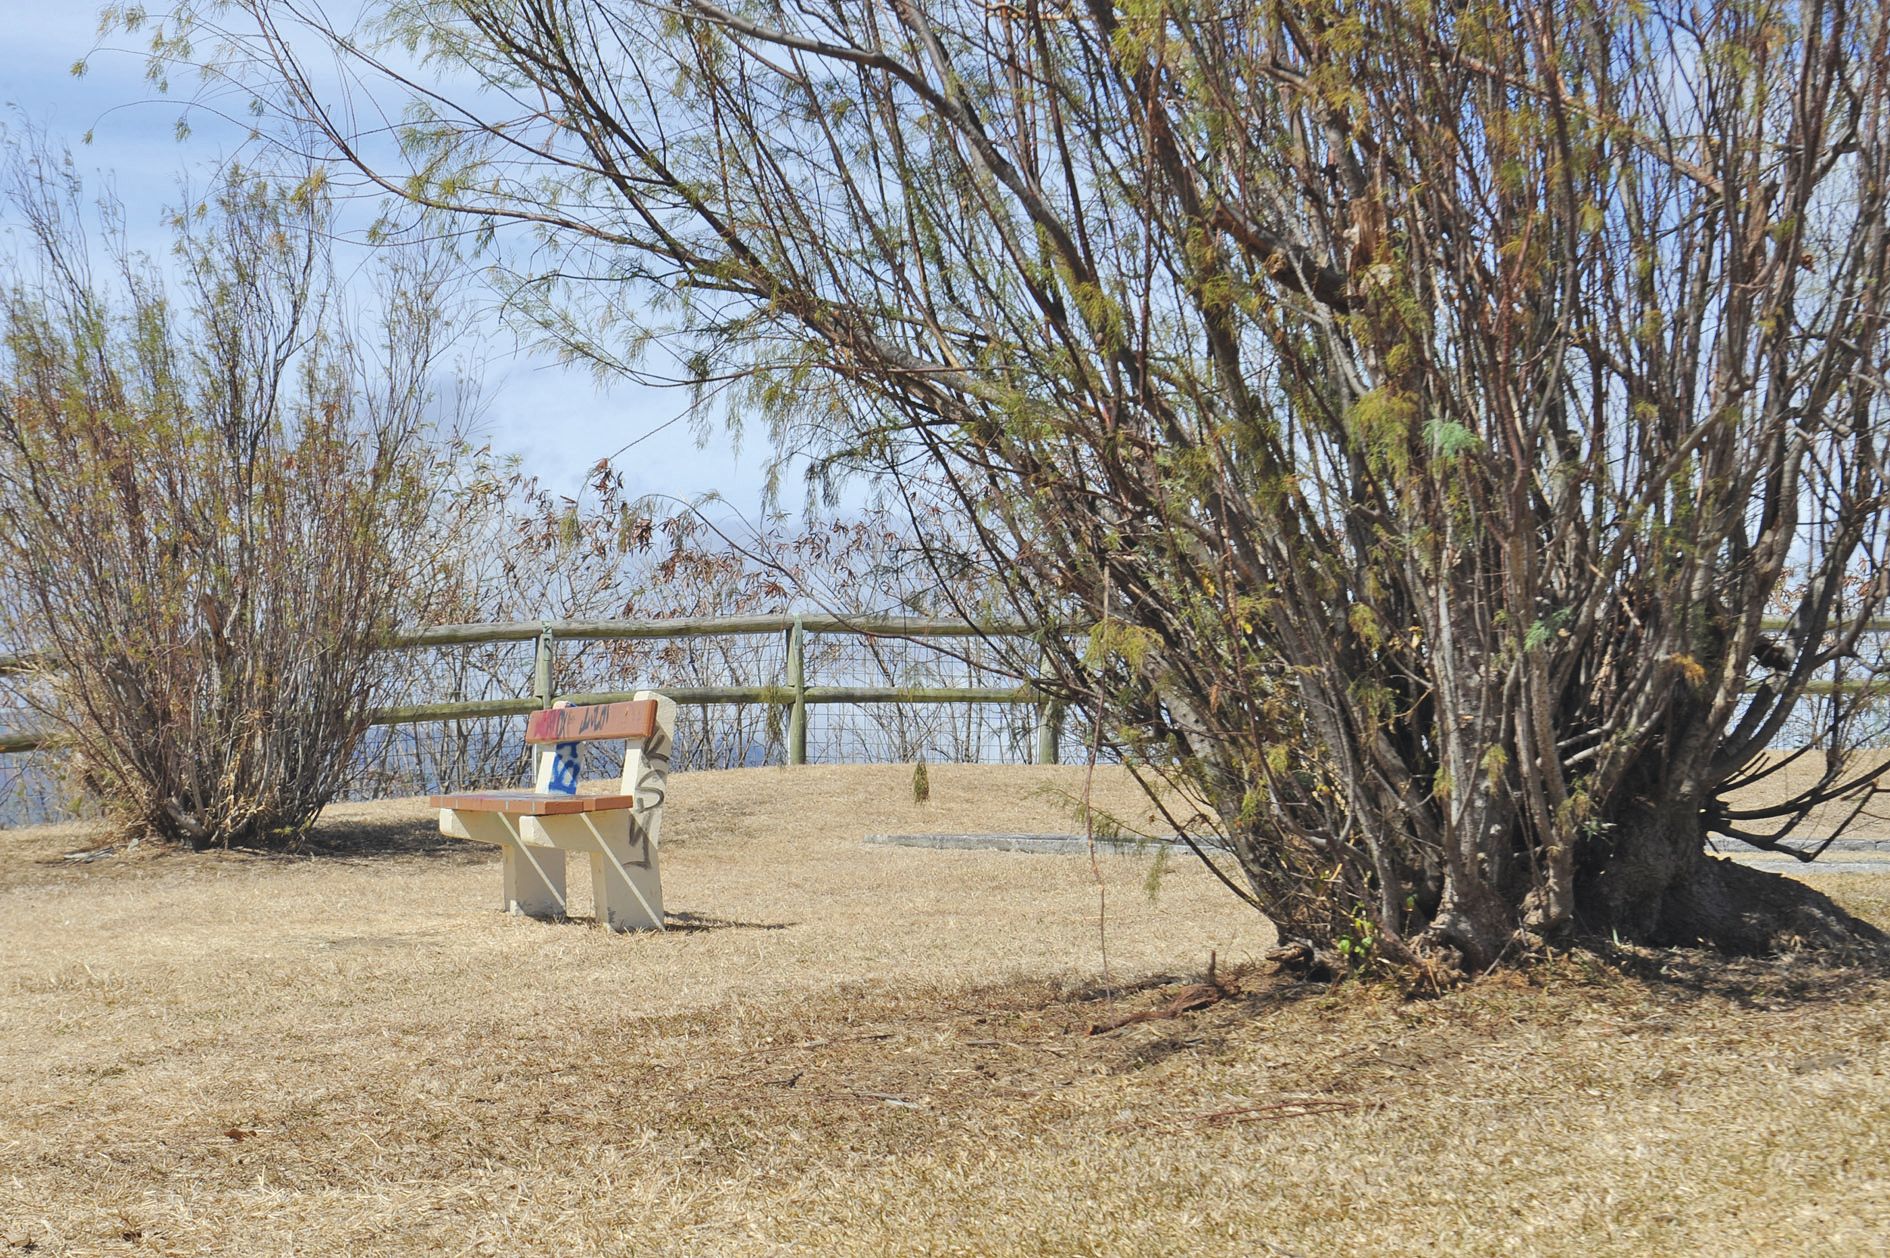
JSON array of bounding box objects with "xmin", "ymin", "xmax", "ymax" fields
[
  {"xmin": 501, "ymin": 841, "xmax": 568, "ymax": 919},
  {"xmin": 580, "ymin": 815, "xmax": 663, "ymax": 931},
  {"xmin": 592, "ymin": 842, "xmax": 663, "ymax": 931},
  {"xmin": 443, "ymin": 808, "xmax": 570, "ymax": 921}
]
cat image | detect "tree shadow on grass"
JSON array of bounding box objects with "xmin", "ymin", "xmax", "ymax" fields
[
  {"xmin": 522, "ymin": 910, "xmax": 796, "ymax": 933},
  {"xmin": 21, "ymin": 814, "xmax": 485, "ymax": 878},
  {"xmin": 1588, "ymin": 940, "xmax": 1890, "ymax": 1012},
  {"xmin": 247, "ymin": 815, "xmax": 490, "ymax": 864},
  {"xmin": 663, "ymin": 910, "xmax": 796, "ymax": 933},
  {"xmin": 1569, "ymin": 868, "xmax": 1890, "ymax": 1009}
]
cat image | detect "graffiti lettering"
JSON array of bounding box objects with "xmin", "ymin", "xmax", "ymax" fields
[{"xmin": 549, "ymin": 740, "xmax": 580, "ymax": 794}]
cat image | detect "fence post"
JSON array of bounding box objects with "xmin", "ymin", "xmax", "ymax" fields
[
  {"xmin": 787, "ymin": 615, "xmax": 808, "ymax": 765},
  {"xmin": 533, "ymin": 622, "xmax": 554, "ymax": 709},
  {"xmin": 1033, "ymin": 646, "xmax": 1061, "ymax": 765},
  {"xmin": 1034, "ymin": 700, "xmax": 1063, "ymax": 766},
  {"xmin": 1034, "ymin": 705, "xmax": 1062, "ymax": 765}
]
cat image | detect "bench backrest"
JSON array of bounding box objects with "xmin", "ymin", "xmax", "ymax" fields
[
  {"xmin": 524, "ymin": 699, "xmax": 658, "ymax": 745},
  {"xmin": 529, "ymin": 696, "xmax": 674, "ymax": 813}
]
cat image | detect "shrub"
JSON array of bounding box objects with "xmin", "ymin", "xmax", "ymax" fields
[{"xmin": 0, "ymin": 144, "xmax": 462, "ymax": 847}]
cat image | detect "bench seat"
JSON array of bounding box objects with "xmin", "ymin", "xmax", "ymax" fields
[{"xmin": 428, "ymin": 789, "xmax": 641, "ymax": 817}]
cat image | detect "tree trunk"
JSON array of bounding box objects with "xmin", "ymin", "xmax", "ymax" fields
[{"xmin": 1424, "ymin": 865, "xmax": 1516, "ymax": 973}]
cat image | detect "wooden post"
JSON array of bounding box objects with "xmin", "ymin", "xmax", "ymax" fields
[
  {"xmin": 1035, "ymin": 691, "xmax": 1065, "ymax": 759},
  {"xmin": 533, "ymin": 622, "xmax": 554, "ymax": 709},
  {"xmin": 787, "ymin": 615, "xmax": 807, "ymax": 765},
  {"xmin": 1033, "ymin": 646, "xmax": 1061, "ymax": 765},
  {"xmin": 529, "ymin": 622, "xmax": 556, "ymax": 787},
  {"xmin": 1035, "ymin": 701, "xmax": 1063, "ymax": 766}
]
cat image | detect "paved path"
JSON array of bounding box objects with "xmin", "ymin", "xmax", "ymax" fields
[
  {"xmin": 869, "ymin": 833, "xmax": 1890, "ymax": 877},
  {"xmin": 1722, "ymin": 838, "xmax": 1890, "ymax": 877}
]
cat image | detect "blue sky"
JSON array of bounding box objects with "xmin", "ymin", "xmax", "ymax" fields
[{"xmin": 0, "ymin": 6, "xmax": 780, "ymax": 509}]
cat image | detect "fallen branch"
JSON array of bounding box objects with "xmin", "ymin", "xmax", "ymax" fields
[
  {"xmin": 1111, "ymin": 1097, "xmax": 1369, "ymax": 1131},
  {"xmin": 738, "ymin": 1031, "xmax": 896, "ymax": 1056},
  {"xmin": 1200, "ymin": 1099, "xmax": 1369, "ymax": 1124},
  {"xmin": 1265, "ymin": 942, "xmax": 1341, "ymax": 981},
  {"xmin": 1087, "ymin": 953, "xmax": 1240, "ymax": 1036},
  {"xmin": 962, "ymin": 1038, "xmax": 1071, "ymax": 1054}
]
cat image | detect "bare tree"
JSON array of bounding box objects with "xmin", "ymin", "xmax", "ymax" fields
[
  {"xmin": 139, "ymin": 0, "xmax": 1890, "ymax": 967},
  {"xmin": 0, "ymin": 137, "xmax": 464, "ymax": 848}
]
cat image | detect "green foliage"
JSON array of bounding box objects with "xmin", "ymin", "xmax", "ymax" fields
[
  {"xmin": 1423, "ymin": 418, "xmax": 1479, "ymax": 460},
  {"xmin": 1523, "ymin": 609, "xmax": 1573, "ymax": 653},
  {"xmin": 1334, "ymin": 907, "xmax": 1377, "ymax": 970},
  {"xmin": 1143, "ymin": 840, "xmax": 1171, "ymax": 903},
  {"xmin": 1347, "ymin": 386, "xmax": 1418, "ymax": 479},
  {"xmin": 1086, "ymin": 620, "xmax": 1162, "ymax": 672}
]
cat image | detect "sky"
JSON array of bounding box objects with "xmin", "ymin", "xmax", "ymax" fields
[{"xmin": 0, "ymin": 5, "xmax": 783, "ymax": 511}]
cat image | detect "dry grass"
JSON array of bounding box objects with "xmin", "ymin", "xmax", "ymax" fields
[
  {"xmin": 2, "ymin": 763, "xmax": 1888, "ymax": 1257},
  {"xmin": 1724, "ymin": 749, "xmax": 1890, "ymax": 838}
]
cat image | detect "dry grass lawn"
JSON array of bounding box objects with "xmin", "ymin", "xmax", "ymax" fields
[{"xmin": 2, "ymin": 763, "xmax": 1888, "ymax": 1257}]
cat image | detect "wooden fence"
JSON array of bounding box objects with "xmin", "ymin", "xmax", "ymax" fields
[
  {"xmin": 0, "ymin": 614, "xmax": 1064, "ymax": 762},
  {"xmin": 3, "ymin": 613, "xmax": 1886, "ymax": 759}
]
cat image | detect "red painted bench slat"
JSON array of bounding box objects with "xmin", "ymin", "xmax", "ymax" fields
[
  {"xmin": 523, "ymin": 699, "xmax": 658, "ymax": 745},
  {"xmin": 427, "ymin": 789, "xmax": 641, "ymax": 817}
]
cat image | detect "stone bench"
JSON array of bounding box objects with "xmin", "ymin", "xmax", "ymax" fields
[{"xmin": 429, "ymin": 692, "xmax": 675, "ymax": 931}]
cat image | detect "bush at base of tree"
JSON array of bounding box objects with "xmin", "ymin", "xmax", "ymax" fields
[{"xmin": 0, "ymin": 142, "xmax": 461, "ymax": 848}]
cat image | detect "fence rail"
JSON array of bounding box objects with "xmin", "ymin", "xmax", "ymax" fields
[
  {"xmin": 3, "ymin": 614, "xmax": 1887, "ymax": 757},
  {"xmin": 388, "ymin": 613, "xmax": 1035, "ymax": 647},
  {"xmin": 0, "ymin": 614, "xmax": 1063, "ymax": 760}
]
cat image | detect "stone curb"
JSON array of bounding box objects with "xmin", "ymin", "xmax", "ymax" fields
[
  {"xmin": 864, "ymin": 832, "xmax": 1187, "ymax": 856},
  {"xmin": 866, "ymin": 832, "xmax": 1890, "ymax": 869},
  {"xmin": 1720, "ymin": 836, "xmax": 1890, "ymax": 855}
]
